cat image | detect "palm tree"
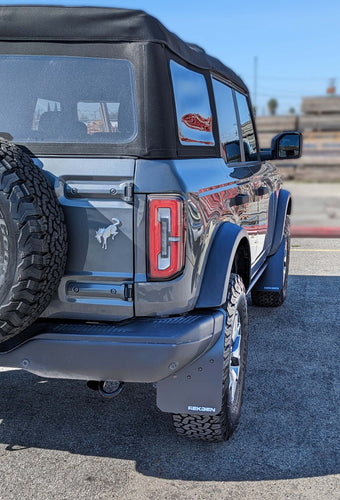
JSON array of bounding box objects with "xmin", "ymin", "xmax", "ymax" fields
[{"xmin": 267, "ymin": 98, "xmax": 278, "ymax": 116}]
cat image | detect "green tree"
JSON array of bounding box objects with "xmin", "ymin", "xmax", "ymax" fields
[
  {"xmin": 267, "ymin": 98, "xmax": 278, "ymax": 116},
  {"xmin": 289, "ymin": 107, "xmax": 296, "ymax": 115}
]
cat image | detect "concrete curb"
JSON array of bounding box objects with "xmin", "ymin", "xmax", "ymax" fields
[{"xmin": 291, "ymin": 226, "xmax": 340, "ymax": 238}]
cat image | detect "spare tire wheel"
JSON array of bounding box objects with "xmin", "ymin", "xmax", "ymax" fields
[{"xmin": 0, "ymin": 140, "xmax": 67, "ymax": 346}]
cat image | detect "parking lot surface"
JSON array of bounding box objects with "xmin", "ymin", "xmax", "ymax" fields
[{"xmin": 0, "ymin": 238, "xmax": 339, "ymax": 499}]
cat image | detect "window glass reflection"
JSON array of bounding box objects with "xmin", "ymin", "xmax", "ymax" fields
[
  {"xmin": 170, "ymin": 60, "xmax": 214, "ymax": 146},
  {"xmin": 278, "ymin": 134, "xmax": 300, "ymax": 158},
  {"xmin": 235, "ymin": 92, "xmax": 258, "ymax": 161},
  {"xmin": 212, "ymin": 78, "xmax": 241, "ymax": 163}
]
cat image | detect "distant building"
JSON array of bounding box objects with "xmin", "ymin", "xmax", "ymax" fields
[
  {"xmin": 255, "ymin": 115, "xmax": 298, "ymax": 149},
  {"xmin": 300, "ymin": 96, "xmax": 340, "ymax": 132},
  {"xmin": 255, "ymin": 96, "xmax": 340, "ymax": 180}
]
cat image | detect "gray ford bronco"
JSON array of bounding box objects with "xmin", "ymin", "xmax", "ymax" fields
[{"xmin": 0, "ymin": 6, "xmax": 302, "ymax": 441}]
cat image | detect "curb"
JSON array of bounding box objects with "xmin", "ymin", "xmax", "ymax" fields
[{"xmin": 291, "ymin": 226, "xmax": 340, "ymax": 238}]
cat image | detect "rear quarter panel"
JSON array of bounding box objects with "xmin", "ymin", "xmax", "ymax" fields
[{"xmin": 134, "ymin": 158, "xmax": 266, "ymax": 315}]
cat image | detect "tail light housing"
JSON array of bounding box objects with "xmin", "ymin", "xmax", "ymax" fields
[{"xmin": 148, "ymin": 195, "xmax": 185, "ymax": 279}]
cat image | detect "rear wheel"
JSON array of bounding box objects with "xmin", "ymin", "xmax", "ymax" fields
[
  {"xmin": 172, "ymin": 274, "xmax": 249, "ymax": 441},
  {"xmin": 251, "ymin": 215, "xmax": 290, "ymax": 307}
]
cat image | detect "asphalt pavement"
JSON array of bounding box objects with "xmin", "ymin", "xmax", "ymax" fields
[{"xmin": 0, "ymin": 237, "xmax": 339, "ymax": 499}]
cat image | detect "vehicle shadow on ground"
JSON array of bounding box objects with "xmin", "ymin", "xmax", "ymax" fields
[{"xmin": 0, "ymin": 275, "xmax": 339, "ymax": 482}]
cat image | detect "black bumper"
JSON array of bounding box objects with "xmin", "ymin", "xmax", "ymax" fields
[{"xmin": 0, "ymin": 311, "xmax": 225, "ymax": 383}]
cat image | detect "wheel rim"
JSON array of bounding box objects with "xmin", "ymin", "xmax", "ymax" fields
[
  {"xmin": 0, "ymin": 208, "xmax": 9, "ymax": 289},
  {"xmin": 228, "ymin": 309, "xmax": 242, "ymax": 404}
]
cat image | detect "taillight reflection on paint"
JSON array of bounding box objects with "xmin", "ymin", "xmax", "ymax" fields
[{"xmin": 148, "ymin": 196, "xmax": 185, "ymax": 279}]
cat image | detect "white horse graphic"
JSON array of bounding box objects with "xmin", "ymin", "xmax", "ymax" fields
[{"xmin": 95, "ymin": 218, "xmax": 120, "ymax": 250}]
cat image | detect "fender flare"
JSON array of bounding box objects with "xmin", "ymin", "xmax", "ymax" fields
[
  {"xmin": 196, "ymin": 223, "xmax": 250, "ymax": 308},
  {"xmin": 269, "ymin": 189, "xmax": 291, "ymax": 256}
]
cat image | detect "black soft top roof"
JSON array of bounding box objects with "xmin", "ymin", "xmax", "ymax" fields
[{"xmin": 0, "ymin": 5, "xmax": 247, "ymax": 93}]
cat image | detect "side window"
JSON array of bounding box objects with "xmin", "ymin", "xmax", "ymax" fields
[
  {"xmin": 212, "ymin": 78, "xmax": 241, "ymax": 163},
  {"xmin": 235, "ymin": 92, "xmax": 258, "ymax": 161},
  {"xmin": 170, "ymin": 60, "xmax": 214, "ymax": 147}
]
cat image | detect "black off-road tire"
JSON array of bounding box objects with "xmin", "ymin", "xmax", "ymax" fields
[
  {"xmin": 251, "ymin": 215, "xmax": 290, "ymax": 307},
  {"xmin": 0, "ymin": 140, "xmax": 67, "ymax": 348},
  {"xmin": 172, "ymin": 274, "xmax": 249, "ymax": 442}
]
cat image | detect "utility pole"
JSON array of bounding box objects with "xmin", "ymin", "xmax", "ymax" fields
[{"xmin": 253, "ymin": 56, "xmax": 258, "ymax": 115}]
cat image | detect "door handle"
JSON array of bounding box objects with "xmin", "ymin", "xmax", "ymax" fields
[
  {"xmin": 255, "ymin": 186, "xmax": 268, "ymax": 196},
  {"xmin": 231, "ymin": 193, "xmax": 250, "ymax": 206}
]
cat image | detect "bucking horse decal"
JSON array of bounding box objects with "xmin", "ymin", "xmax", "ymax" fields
[{"xmin": 95, "ymin": 218, "xmax": 120, "ymax": 250}]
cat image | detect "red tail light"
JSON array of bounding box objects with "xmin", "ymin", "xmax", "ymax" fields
[{"xmin": 148, "ymin": 196, "xmax": 185, "ymax": 279}]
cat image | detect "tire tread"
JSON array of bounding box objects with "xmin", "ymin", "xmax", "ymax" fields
[
  {"xmin": 251, "ymin": 216, "xmax": 290, "ymax": 308},
  {"xmin": 0, "ymin": 141, "xmax": 67, "ymax": 346}
]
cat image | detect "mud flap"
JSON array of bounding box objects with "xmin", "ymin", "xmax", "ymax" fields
[
  {"xmin": 252, "ymin": 235, "xmax": 286, "ymax": 292},
  {"xmin": 156, "ymin": 310, "xmax": 225, "ymax": 416}
]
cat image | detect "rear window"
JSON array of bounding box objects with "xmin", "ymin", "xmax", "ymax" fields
[{"xmin": 0, "ymin": 55, "xmax": 137, "ymax": 145}]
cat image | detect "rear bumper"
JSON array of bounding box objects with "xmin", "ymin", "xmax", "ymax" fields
[{"xmin": 0, "ymin": 310, "xmax": 225, "ymax": 383}]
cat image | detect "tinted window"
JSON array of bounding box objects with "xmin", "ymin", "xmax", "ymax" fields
[
  {"xmin": 212, "ymin": 78, "xmax": 241, "ymax": 163},
  {"xmin": 170, "ymin": 60, "xmax": 214, "ymax": 147},
  {"xmin": 0, "ymin": 55, "xmax": 137, "ymax": 144},
  {"xmin": 235, "ymin": 92, "xmax": 258, "ymax": 161}
]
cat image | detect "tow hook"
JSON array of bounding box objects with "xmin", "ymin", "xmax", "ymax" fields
[{"xmin": 87, "ymin": 380, "xmax": 124, "ymax": 399}]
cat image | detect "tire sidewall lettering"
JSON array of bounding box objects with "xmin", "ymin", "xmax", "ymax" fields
[
  {"xmin": 0, "ymin": 204, "xmax": 16, "ymax": 302},
  {"xmin": 0, "ymin": 214, "xmax": 9, "ymax": 279}
]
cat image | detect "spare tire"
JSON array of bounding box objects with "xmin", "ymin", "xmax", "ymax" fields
[{"xmin": 0, "ymin": 140, "xmax": 67, "ymax": 347}]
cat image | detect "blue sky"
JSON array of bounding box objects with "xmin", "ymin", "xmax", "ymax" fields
[{"xmin": 1, "ymin": 0, "xmax": 339, "ymax": 115}]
